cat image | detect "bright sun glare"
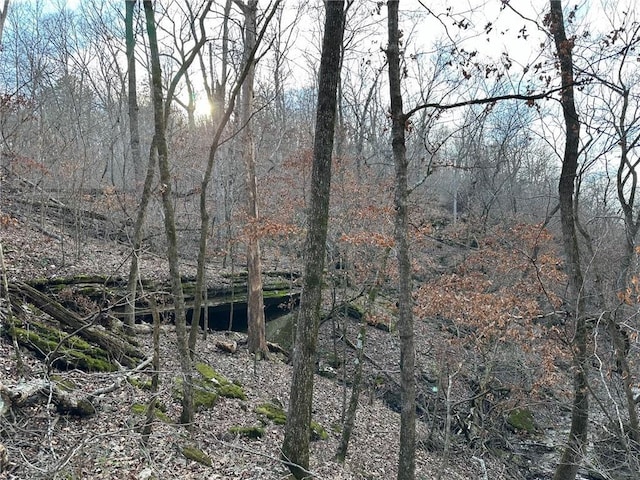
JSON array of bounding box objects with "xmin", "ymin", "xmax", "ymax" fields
[{"xmin": 194, "ymin": 98, "xmax": 213, "ymax": 118}]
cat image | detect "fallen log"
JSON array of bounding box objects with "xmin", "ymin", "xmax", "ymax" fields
[
  {"xmin": 0, "ymin": 357, "xmax": 153, "ymax": 419},
  {"xmin": 7, "ymin": 281, "xmax": 144, "ymax": 369},
  {"xmin": 0, "ymin": 379, "xmax": 96, "ymax": 416},
  {"xmin": 215, "ymin": 340, "xmax": 237, "ymax": 354}
]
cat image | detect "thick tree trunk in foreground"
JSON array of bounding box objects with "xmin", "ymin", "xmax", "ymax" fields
[
  {"xmin": 386, "ymin": 2, "xmax": 417, "ymax": 479},
  {"xmin": 143, "ymin": 0, "xmax": 194, "ymax": 427},
  {"xmin": 281, "ymin": 1, "xmax": 345, "ymax": 478},
  {"xmin": 549, "ymin": 2, "xmax": 588, "ymax": 480}
]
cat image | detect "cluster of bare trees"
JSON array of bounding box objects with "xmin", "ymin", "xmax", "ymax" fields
[{"xmin": 1, "ymin": 0, "xmax": 640, "ymax": 479}]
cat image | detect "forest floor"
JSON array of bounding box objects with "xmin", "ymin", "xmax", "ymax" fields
[{"xmin": 0, "ymin": 193, "xmax": 565, "ymax": 480}]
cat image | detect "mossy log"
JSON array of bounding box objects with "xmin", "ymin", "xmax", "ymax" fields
[
  {"xmin": 7, "ymin": 281, "xmax": 144, "ymax": 368},
  {"xmin": 10, "ymin": 320, "xmax": 118, "ymax": 371},
  {"xmin": 0, "ymin": 379, "xmax": 96, "ymax": 416}
]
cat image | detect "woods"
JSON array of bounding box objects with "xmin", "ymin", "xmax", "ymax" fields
[{"xmin": 1, "ymin": 1, "xmax": 640, "ymax": 479}]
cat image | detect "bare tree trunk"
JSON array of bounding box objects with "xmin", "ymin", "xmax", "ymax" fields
[
  {"xmin": 336, "ymin": 247, "xmax": 389, "ymax": 462},
  {"xmin": 143, "ymin": 0, "xmax": 194, "ymax": 426},
  {"xmin": 387, "ymin": 2, "xmax": 416, "ymax": 479},
  {"xmin": 612, "ymin": 81, "xmax": 640, "ymax": 446},
  {"xmin": 188, "ymin": 0, "xmax": 282, "ymax": 357},
  {"xmin": 237, "ymin": 0, "xmax": 267, "ymax": 357},
  {"xmin": 125, "ymin": 0, "xmax": 142, "ymax": 187},
  {"xmin": 0, "ymin": 0, "xmax": 10, "ymax": 47},
  {"xmin": 549, "ymin": 2, "xmax": 588, "ymax": 479},
  {"xmin": 124, "ymin": 10, "xmax": 154, "ymax": 333},
  {"xmin": 281, "ymin": 2, "xmax": 345, "ymax": 478},
  {"xmin": 124, "ymin": 140, "xmax": 156, "ymax": 331},
  {"xmin": 141, "ymin": 296, "xmax": 161, "ymax": 444}
]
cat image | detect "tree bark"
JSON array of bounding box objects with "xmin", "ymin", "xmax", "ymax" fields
[
  {"xmin": 125, "ymin": 0, "xmax": 142, "ymax": 188},
  {"xmin": 188, "ymin": 0, "xmax": 281, "ymax": 357},
  {"xmin": 124, "ymin": 139, "xmax": 157, "ymax": 331},
  {"xmin": 237, "ymin": 0, "xmax": 268, "ymax": 357},
  {"xmin": 281, "ymin": 1, "xmax": 345, "ymax": 478},
  {"xmin": 0, "ymin": 379, "xmax": 96, "ymax": 417},
  {"xmin": 549, "ymin": 2, "xmax": 589, "ymax": 480},
  {"xmin": 125, "ymin": 0, "xmax": 155, "ymax": 331},
  {"xmin": 611, "ymin": 75, "xmax": 640, "ymax": 445},
  {"xmin": 386, "ymin": 2, "xmax": 417, "ymax": 479},
  {"xmin": 0, "ymin": 0, "xmax": 10, "ymax": 47},
  {"xmin": 143, "ymin": 0, "xmax": 194, "ymax": 427}
]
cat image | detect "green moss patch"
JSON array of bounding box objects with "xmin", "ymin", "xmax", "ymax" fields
[
  {"xmin": 254, "ymin": 402, "xmax": 325, "ymax": 441},
  {"xmin": 195, "ymin": 362, "xmax": 228, "ymax": 385},
  {"xmin": 255, "ymin": 402, "xmax": 287, "ymax": 425},
  {"xmin": 229, "ymin": 425, "xmax": 265, "ymax": 439},
  {"xmin": 10, "ymin": 321, "xmax": 117, "ymax": 372},
  {"xmin": 49, "ymin": 375, "xmax": 78, "ymax": 392},
  {"xmin": 127, "ymin": 377, "xmax": 153, "ymax": 390},
  {"xmin": 181, "ymin": 445, "xmax": 212, "ymax": 467},
  {"xmin": 217, "ymin": 383, "xmax": 247, "ymax": 400},
  {"xmin": 311, "ymin": 420, "xmax": 328, "ymax": 441},
  {"xmin": 131, "ymin": 403, "xmax": 146, "ymax": 415},
  {"xmin": 173, "ymin": 364, "xmax": 246, "ymax": 411},
  {"xmin": 130, "ymin": 403, "xmax": 172, "ymax": 423},
  {"xmin": 193, "ymin": 383, "xmax": 219, "ymax": 409},
  {"xmin": 194, "ymin": 362, "xmax": 246, "ymax": 400},
  {"xmin": 507, "ymin": 408, "xmax": 536, "ymax": 433}
]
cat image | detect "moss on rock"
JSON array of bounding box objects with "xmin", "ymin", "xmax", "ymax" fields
[
  {"xmin": 255, "ymin": 402, "xmax": 287, "ymax": 425},
  {"xmin": 49, "ymin": 375, "xmax": 78, "ymax": 392},
  {"xmin": 174, "ymin": 363, "xmax": 247, "ymax": 410},
  {"xmin": 195, "ymin": 362, "xmax": 228, "ymax": 385},
  {"xmin": 507, "ymin": 408, "xmax": 536, "ymax": 433},
  {"xmin": 217, "ymin": 383, "xmax": 247, "ymax": 400},
  {"xmin": 254, "ymin": 402, "xmax": 326, "ymax": 441},
  {"xmin": 193, "ymin": 381, "xmax": 220, "ymax": 409},
  {"xmin": 193, "ymin": 362, "xmax": 247, "ymax": 400},
  {"xmin": 181, "ymin": 445, "xmax": 212, "ymax": 467},
  {"xmin": 127, "ymin": 377, "xmax": 153, "ymax": 390}
]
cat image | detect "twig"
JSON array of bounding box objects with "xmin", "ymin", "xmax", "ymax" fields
[
  {"xmin": 88, "ymin": 356, "xmax": 153, "ymax": 400},
  {"xmin": 472, "ymin": 456, "xmax": 488, "ymax": 480},
  {"xmin": 341, "ymin": 335, "xmax": 398, "ymax": 387}
]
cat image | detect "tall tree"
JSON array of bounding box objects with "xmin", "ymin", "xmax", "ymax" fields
[
  {"xmin": 187, "ymin": 0, "xmax": 282, "ymax": 356},
  {"xmin": 386, "ymin": 1, "xmax": 416, "ymax": 479},
  {"xmin": 142, "ymin": 0, "xmax": 194, "ymax": 426},
  {"xmin": 281, "ymin": 1, "xmax": 346, "ymax": 477},
  {"xmin": 548, "ymin": 2, "xmax": 588, "ymax": 479},
  {"xmin": 125, "ymin": 0, "xmax": 142, "ymax": 187},
  {"xmin": 124, "ymin": 0, "xmax": 144, "ymax": 331},
  {"xmin": 236, "ymin": 0, "xmax": 267, "ymax": 357}
]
